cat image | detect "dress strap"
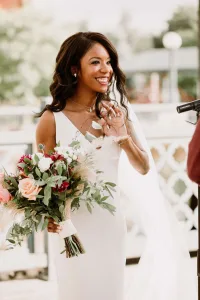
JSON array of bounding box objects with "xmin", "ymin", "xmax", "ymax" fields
[{"xmin": 53, "ymin": 112, "xmax": 77, "ymax": 146}]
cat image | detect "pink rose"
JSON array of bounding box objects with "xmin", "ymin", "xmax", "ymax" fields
[
  {"xmin": 18, "ymin": 178, "xmax": 41, "ymax": 200},
  {"xmin": 0, "ymin": 184, "xmax": 11, "ymax": 203}
]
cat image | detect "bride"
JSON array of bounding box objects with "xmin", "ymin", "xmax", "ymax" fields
[{"xmin": 36, "ymin": 32, "xmax": 197, "ymax": 300}]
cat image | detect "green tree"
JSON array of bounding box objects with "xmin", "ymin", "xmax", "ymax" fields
[
  {"xmin": 0, "ymin": 5, "xmax": 86, "ymax": 104},
  {"xmin": 153, "ymin": 6, "xmax": 197, "ymax": 48},
  {"xmin": 0, "ymin": 18, "xmax": 26, "ymax": 102},
  {"xmin": 178, "ymin": 71, "xmax": 197, "ymax": 99},
  {"xmin": 0, "ymin": 50, "xmax": 22, "ymax": 102}
]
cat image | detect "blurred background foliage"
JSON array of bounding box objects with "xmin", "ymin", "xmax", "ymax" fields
[
  {"xmin": 0, "ymin": 4, "xmax": 198, "ymax": 104},
  {"xmin": 153, "ymin": 6, "xmax": 197, "ymax": 48}
]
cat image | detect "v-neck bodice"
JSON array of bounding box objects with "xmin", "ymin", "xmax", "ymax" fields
[
  {"xmin": 53, "ymin": 111, "xmax": 121, "ymax": 183},
  {"xmin": 60, "ymin": 111, "xmax": 104, "ymax": 141}
]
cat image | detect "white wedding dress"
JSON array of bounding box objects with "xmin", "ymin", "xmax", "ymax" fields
[
  {"xmin": 50, "ymin": 103, "xmax": 197, "ymax": 300},
  {"xmin": 51, "ymin": 111, "xmax": 127, "ymax": 300}
]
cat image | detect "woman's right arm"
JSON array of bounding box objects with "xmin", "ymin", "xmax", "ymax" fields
[
  {"xmin": 36, "ymin": 110, "xmax": 62, "ymax": 233},
  {"xmin": 36, "ymin": 110, "xmax": 56, "ymax": 153}
]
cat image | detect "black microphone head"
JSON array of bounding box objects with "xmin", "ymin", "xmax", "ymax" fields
[{"xmin": 176, "ymin": 103, "xmax": 193, "ymax": 113}]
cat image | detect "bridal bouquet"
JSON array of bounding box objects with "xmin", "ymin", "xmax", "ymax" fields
[{"xmin": 0, "ymin": 141, "xmax": 116, "ymax": 258}]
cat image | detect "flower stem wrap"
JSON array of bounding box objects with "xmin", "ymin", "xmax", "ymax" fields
[{"xmin": 60, "ymin": 199, "xmax": 85, "ymax": 258}]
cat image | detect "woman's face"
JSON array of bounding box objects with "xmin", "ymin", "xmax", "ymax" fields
[{"xmin": 77, "ymin": 43, "xmax": 113, "ymax": 93}]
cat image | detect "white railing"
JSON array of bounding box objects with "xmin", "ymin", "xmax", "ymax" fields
[
  {"xmin": 0, "ymin": 103, "xmax": 197, "ymax": 273},
  {"xmin": 126, "ymin": 104, "xmax": 197, "ymax": 259}
]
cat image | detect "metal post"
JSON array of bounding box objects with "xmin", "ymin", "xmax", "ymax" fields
[{"xmin": 168, "ymin": 49, "xmax": 179, "ymax": 103}]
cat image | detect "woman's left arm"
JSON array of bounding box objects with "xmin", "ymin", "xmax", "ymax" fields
[{"xmin": 121, "ymin": 118, "xmax": 150, "ymax": 175}]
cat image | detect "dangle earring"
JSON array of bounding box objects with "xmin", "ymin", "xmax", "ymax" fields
[{"xmin": 74, "ymin": 73, "xmax": 77, "ymax": 78}]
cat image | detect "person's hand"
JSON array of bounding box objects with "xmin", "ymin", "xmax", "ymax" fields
[
  {"xmin": 99, "ymin": 101, "xmax": 127, "ymax": 137},
  {"xmin": 47, "ymin": 218, "xmax": 62, "ymax": 233}
]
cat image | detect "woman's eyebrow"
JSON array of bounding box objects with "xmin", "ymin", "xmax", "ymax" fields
[{"xmin": 89, "ymin": 56, "xmax": 110, "ymax": 61}]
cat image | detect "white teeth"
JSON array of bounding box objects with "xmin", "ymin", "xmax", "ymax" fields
[{"xmin": 96, "ymin": 78, "xmax": 108, "ymax": 83}]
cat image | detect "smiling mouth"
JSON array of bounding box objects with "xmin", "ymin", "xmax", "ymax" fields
[{"xmin": 95, "ymin": 77, "xmax": 109, "ymax": 85}]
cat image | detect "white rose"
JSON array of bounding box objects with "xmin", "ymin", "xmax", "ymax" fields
[
  {"xmin": 38, "ymin": 157, "xmax": 53, "ymax": 172},
  {"xmin": 72, "ymin": 155, "xmax": 77, "ymax": 160}
]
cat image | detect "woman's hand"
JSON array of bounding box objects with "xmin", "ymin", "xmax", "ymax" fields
[
  {"xmin": 99, "ymin": 101, "xmax": 127, "ymax": 137},
  {"xmin": 47, "ymin": 218, "xmax": 62, "ymax": 233}
]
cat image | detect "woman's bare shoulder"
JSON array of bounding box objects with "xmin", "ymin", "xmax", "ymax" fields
[
  {"xmin": 36, "ymin": 110, "xmax": 56, "ymax": 152},
  {"xmin": 41, "ymin": 110, "xmax": 55, "ymax": 122},
  {"xmin": 36, "ymin": 110, "xmax": 56, "ymax": 138}
]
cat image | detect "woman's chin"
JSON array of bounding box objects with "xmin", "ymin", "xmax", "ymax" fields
[{"xmin": 94, "ymin": 86, "xmax": 108, "ymax": 94}]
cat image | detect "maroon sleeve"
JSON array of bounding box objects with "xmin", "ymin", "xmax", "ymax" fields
[{"xmin": 187, "ymin": 119, "xmax": 200, "ymax": 184}]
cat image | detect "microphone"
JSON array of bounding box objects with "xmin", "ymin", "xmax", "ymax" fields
[{"xmin": 176, "ymin": 99, "xmax": 200, "ymax": 113}]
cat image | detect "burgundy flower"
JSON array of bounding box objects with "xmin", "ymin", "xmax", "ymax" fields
[
  {"xmin": 17, "ymin": 154, "xmax": 32, "ymax": 171},
  {"xmin": 50, "ymin": 153, "xmax": 65, "ymax": 162},
  {"xmin": 53, "ymin": 181, "xmax": 70, "ymax": 192},
  {"xmin": 18, "ymin": 154, "xmax": 32, "ymax": 164}
]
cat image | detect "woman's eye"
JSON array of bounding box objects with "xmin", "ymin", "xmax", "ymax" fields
[
  {"xmin": 91, "ymin": 61, "xmax": 99, "ymax": 65},
  {"xmin": 91, "ymin": 60, "xmax": 111, "ymax": 66}
]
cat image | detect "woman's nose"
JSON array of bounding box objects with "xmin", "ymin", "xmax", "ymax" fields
[{"xmin": 100, "ymin": 62, "xmax": 111, "ymax": 73}]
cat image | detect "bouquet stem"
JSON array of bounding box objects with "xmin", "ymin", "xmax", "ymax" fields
[
  {"xmin": 60, "ymin": 199, "xmax": 85, "ymax": 258},
  {"xmin": 61, "ymin": 234, "xmax": 85, "ymax": 258}
]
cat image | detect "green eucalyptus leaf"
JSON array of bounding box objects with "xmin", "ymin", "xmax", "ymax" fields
[
  {"xmin": 24, "ymin": 158, "xmax": 32, "ymax": 164},
  {"xmin": 7, "ymin": 239, "xmax": 15, "ymax": 244},
  {"xmin": 36, "ymin": 195, "xmax": 44, "ymax": 199},
  {"xmin": 59, "ymin": 205, "xmax": 65, "ymax": 214},
  {"xmin": 105, "ymin": 182, "xmax": 116, "ymax": 187},
  {"xmin": 57, "ymin": 164, "xmax": 63, "ymax": 176},
  {"xmin": 42, "ymin": 172, "xmax": 49, "ymax": 181},
  {"xmin": 69, "ymin": 141, "xmax": 80, "ymax": 147},
  {"xmin": 35, "ymin": 167, "xmax": 41, "ymax": 177},
  {"xmin": 43, "ymin": 185, "xmax": 51, "ymax": 206},
  {"xmin": 42, "ymin": 218, "xmax": 49, "ymax": 231},
  {"xmin": 35, "ymin": 179, "xmax": 46, "ymax": 186},
  {"xmin": 105, "ymin": 186, "xmax": 113, "ymax": 198},
  {"xmin": 8, "ymin": 176, "xmax": 18, "ymax": 188},
  {"xmin": 101, "ymin": 196, "xmax": 109, "ymax": 201},
  {"xmin": 86, "ymin": 202, "xmax": 92, "ymax": 214},
  {"xmin": 33, "ymin": 154, "xmax": 40, "ymax": 164}
]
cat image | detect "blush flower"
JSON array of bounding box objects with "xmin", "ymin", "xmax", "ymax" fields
[
  {"xmin": 0, "ymin": 184, "xmax": 12, "ymax": 203},
  {"xmin": 18, "ymin": 178, "xmax": 41, "ymax": 200}
]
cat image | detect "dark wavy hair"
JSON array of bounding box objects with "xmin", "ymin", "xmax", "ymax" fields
[{"xmin": 37, "ymin": 31, "xmax": 129, "ymax": 118}]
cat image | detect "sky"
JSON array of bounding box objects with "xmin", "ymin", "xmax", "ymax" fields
[{"xmin": 32, "ymin": 0, "xmax": 198, "ymax": 34}]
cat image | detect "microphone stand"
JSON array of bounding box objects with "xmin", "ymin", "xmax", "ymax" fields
[{"xmin": 196, "ymin": 111, "xmax": 200, "ymax": 300}]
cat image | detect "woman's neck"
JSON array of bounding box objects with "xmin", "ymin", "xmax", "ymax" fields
[{"xmin": 71, "ymin": 87, "xmax": 97, "ymax": 107}]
